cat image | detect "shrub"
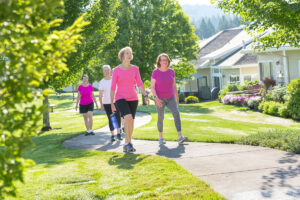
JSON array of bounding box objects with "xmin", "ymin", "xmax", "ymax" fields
[
  {"xmin": 247, "ymin": 96, "xmax": 262, "ymax": 110},
  {"xmin": 236, "ymin": 129, "xmax": 300, "ymax": 154},
  {"xmin": 218, "ymin": 83, "xmax": 240, "ymax": 99},
  {"xmin": 239, "ymin": 80, "xmax": 259, "ymax": 91},
  {"xmin": 264, "ymin": 85, "xmax": 287, "ymax": 103},
  {"xmin": 184, "ymin": 96, "xmax": 199, "ymax": 104},
  {"xmin": 279, "ymin": 104, "xmax": 289, "ymax": 118},
  {"xmin": 263, "ymin": 77, "xmax": 276, "ymax": 90},
  {"xmin": 267, "ymin": 101, "xmax": 282, "ymax": 116},
  {"xmin": 221, "ymin": 95, "xmax": 248, "ymax": 106},
  {"xmin": 258, "ymin": 101, "xmax": 265, "ymax": 112},
  {"xmin": 286, "ymin": 78, "xmax": 300, "ymax": 119}
]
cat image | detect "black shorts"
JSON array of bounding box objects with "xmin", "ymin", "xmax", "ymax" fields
[
  {"xmin": 79, "ymin": 102, "xmax": 94, "ymax": 113},
  {"xmin": 115, "ymin": 99, "xmax": 138, "ymax": 119}
]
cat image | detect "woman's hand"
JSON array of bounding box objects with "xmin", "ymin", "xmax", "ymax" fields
[
  {"xmin": 75, "ymin": 105, "xmax": 78, "ymax": 111},
  {"xmin": 111, "ymin": 103, "xmax": 116, "ymax": 112},
  {"xmin": 144, "ymin": 96, "xmax": 150, "ymax": 106},
  {"xmin": 155, "ymin": 97, "xmax": 162, "ymax": 107},
  {"xmin": 101, "ymin": 105, "xmax": 104, "ymax": 111}
]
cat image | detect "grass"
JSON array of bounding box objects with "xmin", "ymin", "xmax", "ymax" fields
[
  {"xmin": 135, "ymin": 101, "xmax": 300, "ymax": 143},
  {"xmin": 7, "ymin": 110, "xmax": 224, "ymax": 199},
  {"xmin": 236, "ymin": 129, "xmax": 300, "ymax": 153}
]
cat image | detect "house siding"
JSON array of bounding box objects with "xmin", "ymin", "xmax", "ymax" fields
[{"xmin": 287, "ymin": 50, "xmax": 300, "ymax": 81}]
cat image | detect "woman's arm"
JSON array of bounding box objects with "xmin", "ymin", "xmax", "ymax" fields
[
  {"xmin": 99, "ymin": 90, "xmax": 104, "ymax": 111},
  {"xmin": 174, "ymin": 78, "xmax": 179, "ymax": 105},
  {"xmin": 92, "ymin": 93, "xmax": 99, "ymax": 109},
  {"xmin": 151, "ymin": 78, "xmax": 162, "ymax": 107},
  {"xmin": 75, "ymin": 92, "xmax": 81, "ymax": 111}
]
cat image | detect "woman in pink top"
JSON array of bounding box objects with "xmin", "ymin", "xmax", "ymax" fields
[
  {"xmin": 151, "ymin": 53, "xmax": 187, "ymax": 145},
  {"xmin": 111, "ymin": 46, "xmax": 149, "ymax": 153},
  {"xmin": 76, "ymin": 74, "xmax": 99, "ymax": 136}
]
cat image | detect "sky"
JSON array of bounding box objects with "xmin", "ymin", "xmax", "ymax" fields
[{"xmin": 177, "ymin": 0, "xmax": 212, "ymax": 6}]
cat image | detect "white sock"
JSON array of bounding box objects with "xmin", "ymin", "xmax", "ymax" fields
[
  {"xmin": 124, "ymin": 142, "xmax": 129, "ymax": 146},
  {"xmin": 88, "ymin": 129, "xmax": 92, "ymax": 133}
]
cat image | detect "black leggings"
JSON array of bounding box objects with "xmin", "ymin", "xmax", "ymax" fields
[{"xmin": 103, "ymin": 104, "xmax": 121, "ymax": 132}]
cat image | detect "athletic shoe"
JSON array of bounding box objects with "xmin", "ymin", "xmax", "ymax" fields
[
  {"xmin": 90, "ymin": 131, "xmax": 95, "ymax": 135},
  {"xmin": 178, "ymin": 135, "xmax": 188, "ymax": 144},
  {"xmin": 159, "ymin": 137, "xmax": 166, "ymax": 145},
  {"xmin": 117, "ymin": 133, "xmax": 122, "ymax": 140},
  {"xmin": 128, "ymin": 143, "xmax": 136, "ymax": 152},
  {"xmin": 111, "ymin": 135, "xmax": 115, "ymax": 143},
  {"xmin": 123, "ymin": 144, "xmax": 130, "ymax": 153},
  {"xmin": 84, "ymin": 132, "xmax": 90, "ymax": 136},
  {"xmin": 122, "ymin": 127, "xmax": 125, "ymax": 133}
]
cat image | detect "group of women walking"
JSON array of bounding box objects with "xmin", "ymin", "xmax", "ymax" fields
[{"xmin": 75, "ymin": 47, "xmax": 188, "ymax": 153}]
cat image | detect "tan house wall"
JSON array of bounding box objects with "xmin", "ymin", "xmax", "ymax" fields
[
  {"xmin": 240, "ymin": 66, "xmax": 259, "ymax": 83},
  {"xmin": 221, "ymin": 68, "xmax": 240, "ymax": 86}
]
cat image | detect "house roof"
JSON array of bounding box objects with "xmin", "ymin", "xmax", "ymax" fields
[{"xmin": 192, "ymin": 27, "xmax": 244, "ymax": 66}]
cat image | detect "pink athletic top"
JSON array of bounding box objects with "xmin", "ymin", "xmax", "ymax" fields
[
  {"xmin": 152, "ymin": 68, "xmax": 175, "ymax": 99},
  {"xmin": 111, "ymin": 65, "xmax": 143, "ymax": 101},
  {"xmin": 78, "ymin": 84, "xmax": 94, "ymax": 105}
]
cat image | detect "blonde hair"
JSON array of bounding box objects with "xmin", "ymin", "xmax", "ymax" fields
[
  {"xmin": 156, "ymin": 53, "xmax": 171, "ymax": 68},
  {"xmin": 118, "ymin": 46, "xmax": 133, "ymax": 61}
]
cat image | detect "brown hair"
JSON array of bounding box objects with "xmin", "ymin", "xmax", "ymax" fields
[
  {"xmin": 156, "ymin": 53, "xmax": 171, "ymax": 68},
  {"xmin": 118, "ymin": 46, "xmax": 133, "ymax": 61}
]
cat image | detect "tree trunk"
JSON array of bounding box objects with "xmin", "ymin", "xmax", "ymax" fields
[
  {"xmin": 41, "ymin": 95, "xmax": 52, "ymax": 131},
  {"xmin": 72, "ymin": 85, "xmax": 75, "ymax": 101},
  {"xmin": 142, "ymin": 93, "xmax": 146, "ymax": 105}
]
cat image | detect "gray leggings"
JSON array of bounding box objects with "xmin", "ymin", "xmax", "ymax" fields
[{"xmin": 156, "ymin": 97, "xmax": 181, "ymax": 132}]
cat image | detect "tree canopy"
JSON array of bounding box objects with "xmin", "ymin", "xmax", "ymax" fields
[
  {"xmin": 213, "ymin": 0, "xmax": 300, "ymax": 48},
  {"xmin": 0, "ymin": 0, "xmax": 88, "ymax": 197},
  {"xmin": 102, "ymin": 0, "xmax": 199, "ymax": 83}
]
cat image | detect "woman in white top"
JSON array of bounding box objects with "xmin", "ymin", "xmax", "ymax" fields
[{"xmin": 99, "ymin": 65, "xmax": 122, "ymax": 142}]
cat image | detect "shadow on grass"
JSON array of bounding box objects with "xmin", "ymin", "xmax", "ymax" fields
[
  {"xmin": 137, "ymin": 104, "xmax": 213, "ymax": 114},
  {"xmin": 108, "ymin": 153, "xmax": 150, "ymax": 170},
  {"xmin": 23, "ymin": 131, "xmax": 93, "ymax": 166},
  {"xmin": 156, "ymin": 144, "xmax": 187, "ymax": 158},
  {"xmin": 260, "ymin": 153, "xmax": 300, "ymax": 198}
]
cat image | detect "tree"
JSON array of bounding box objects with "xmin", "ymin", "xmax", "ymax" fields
[
  {"xmin": 213, "ymin": 0, "xmax": 300, "ymax": 48},
  {"xmin": 41, "ymin": 0, "xmax": 118, "ymax": 131},
  {"xmin": 171, "ymin": 62, "xmax": 196, "ymax": 84},
  {"xmin": 0, "ymin": 0, "xmax": 88, "ymax": 197},
  {"xmin": 218, "ymin": 15, "xmax": 230, "ymax": 31},
  {"xmin": 103, "ymin": 0, "xmax": 199, "ymax": 82}
]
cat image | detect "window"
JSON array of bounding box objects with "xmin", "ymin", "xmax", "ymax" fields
[
  {"xmin": 230, "ymin": 74, "xmax": 240, "ymax": 84},
  {"xmin": 244, "ymin": 75, "xmax": 251, "ymax": 82},
  {"xmin": 259, "ymin": 62, "xmax": 273, "ymax": 80},
  {"xmin": 197, "ymin": 76, "xmax": 208, "ymax": 88}
]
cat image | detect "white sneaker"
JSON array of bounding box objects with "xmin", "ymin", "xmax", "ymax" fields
[
  {"xmin": 159, "ymin": 137, "xmax": 166, "ymax": 145},
  {"xmin": 178, "ymin": 136, "xmax": 188, "ymax": 144}
]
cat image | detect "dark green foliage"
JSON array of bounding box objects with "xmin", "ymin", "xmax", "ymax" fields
[
  {"xmin": 218, "ymin": 83, "xmax": 240, "ymax": 99},
  {"xmin": 237, "ymin": 129, "xmax": 300, "ymax": 154},
  {"xmin": 239, "ymin": 80, "xmax": 259, "ymax": 91},
  {"xmin": 184, "ymin": 96, "xmax": 199, "ymax": 104},
  {"xmin": 214, "ymin": 0, "xmax": 300, "ymax": 48},
  {"xmin": 264, "ymin": 85, "xmax": 287, "ymax": 103}
]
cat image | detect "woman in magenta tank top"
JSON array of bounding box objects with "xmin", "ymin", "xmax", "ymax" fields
[
  {"xmin": 151, "ymin": 53, "xmax": 188, "ymax": 145},
  {"xmin": 75, "ymin": 74, "xmax": 99, "ymax": 136},
  {"xmin": 110, "ymin": 47, "xmax": 149, "ymax": 153}
]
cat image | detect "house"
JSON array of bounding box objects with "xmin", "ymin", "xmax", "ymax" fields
[
  {"xmin": 242, "ymin": 45, "xmax": 300, "ymax": 84},
  {"xmin": 180, "ymin": 27, "xmax": 260, "ymax": 100}
]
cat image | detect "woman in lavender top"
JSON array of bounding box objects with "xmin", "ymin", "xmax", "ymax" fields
[
  {"xmin": 151, "ymin": 53, "xmax": 187, "ymax": 145},
  {"xmin": 76, "ymin": 74, "xmax": 99, "ymax": 136}
]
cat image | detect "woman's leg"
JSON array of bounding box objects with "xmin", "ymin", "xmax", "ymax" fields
[
  {"xmin": 156, "ymin": 100, "xmax": 166, "ymax": 138},
  {"xmin": 165, "ymin": 97, "xmax": 182, "ymax": 137},
  {"xmin": 104, "ymin": 104, "xmax": 114, "ymax": 134},
  {"xmin": 127, "ymin": 101, "xmax": 138, "ymax": 140},
  {"xmin": 83, "ymin": 113, "xmax": 89, "ymax": 130},
  {"xmin": 87, "ymin": 111, "xmax": 93, "ymax": 130},
  {"xmin": 124, "ymin": 114, "xmax": 134, "ymax": 143}
]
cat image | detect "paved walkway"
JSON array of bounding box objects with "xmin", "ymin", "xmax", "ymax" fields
[{"xmin": 63, "ymin": 112, "xmax": 300, "ymax": 200}]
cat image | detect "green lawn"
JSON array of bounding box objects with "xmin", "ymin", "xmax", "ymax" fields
[
  {"xmin": 135, "ymin": 101, "xmax": 300, "ymax": 143},
  {"xmin": 7, "ymin": 102, "xmax": 224, "ymax": 199}
]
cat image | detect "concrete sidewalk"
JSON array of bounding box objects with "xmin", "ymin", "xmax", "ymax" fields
[{"xmin": 63, "ymin": 112, "xmax": 300, "ymax": 200}]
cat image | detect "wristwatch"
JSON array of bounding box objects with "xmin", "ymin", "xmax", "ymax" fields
[
  {"xmin": 144, "ymin": 93, "xmax": 148, "ymax": 97},
  {"xmin": 154, "ymin": 95, "xmax": 157, "ymax": 99}
]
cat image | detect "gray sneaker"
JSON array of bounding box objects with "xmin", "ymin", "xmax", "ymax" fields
[
  {"xmin": 128, "ymin": 143, "xmax": 136, "ymax": 152},
  {"xmin": 159, "ymin": 137, "xmax": 166, "ymax": 145},
  {"xmin": 123, "ymin": 144, "xmax": 130, "ymax": 153},
  {"xmin": 178, "ymin": 136, "xmax": 188, "ymax": 144}
]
